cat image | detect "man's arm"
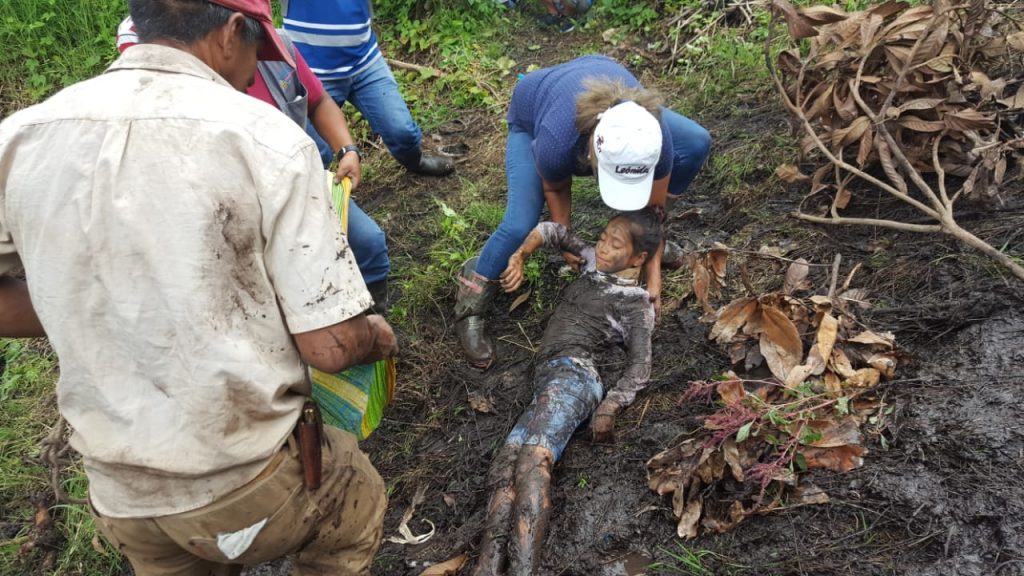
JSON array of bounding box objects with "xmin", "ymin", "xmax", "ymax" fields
[
  {"xmin": 293, "ymin": 313, "xmax": 396, "ymax": 373},
  {"xmin": 0, "ymin": 277, "xmax": 44, "ymax": 337},
  {"xmin": 309, "ymin": 97, "xmax": 361, "ymax": 189}
]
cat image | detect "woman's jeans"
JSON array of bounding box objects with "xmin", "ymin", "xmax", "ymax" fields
[
  {"xmin": 474, "ymin": 108, "xmax": 710, "ymax": 280},
  {"xmin": 319, "ymin": 57, "xmax": 422, "ymax": 167},
  {"xmin": 307, "ymin": 125, "xmax": 390, "ymax": 285}
]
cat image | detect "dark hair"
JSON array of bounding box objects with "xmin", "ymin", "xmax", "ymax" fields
[
  {"xmin": 129, "ymin": 0, "xmax": 265, "ymax": 46},
  {"xmin": 610, "ymin": 206, "xmax": 664, "ymax": 260}
]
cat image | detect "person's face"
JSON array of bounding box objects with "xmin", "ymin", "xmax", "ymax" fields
[
  {"xmin": 215, "ymin": 14, "xmax": 261, "ymax": 91},
  {"xmin": 595, "ymin": 219, "xmax": 647, "ymax": 274}
]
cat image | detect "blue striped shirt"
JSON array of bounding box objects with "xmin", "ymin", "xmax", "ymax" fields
[{"xmin": 282, "ymin": 0, "xmax": 382, "ymax": 80}]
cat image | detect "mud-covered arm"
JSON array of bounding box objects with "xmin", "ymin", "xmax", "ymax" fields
[
  {"xmin": 500, "ymin": 222, "xmax": 587, "ymax": 292},
  {"xmin": 606, "ymin": 297, "xmax": 656, "ymax": 409}
]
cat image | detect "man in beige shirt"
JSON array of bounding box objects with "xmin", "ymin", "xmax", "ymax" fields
[{"xmin": 0, "ymin": 0, "xmax": 395, "ymax": 574}]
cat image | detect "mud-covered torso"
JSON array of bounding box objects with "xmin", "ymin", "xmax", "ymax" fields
[{"xmin": 538, "ymin": 271, "xmax": 651, "ymax": 362}]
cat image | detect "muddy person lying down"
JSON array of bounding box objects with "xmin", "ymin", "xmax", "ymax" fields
[{"xmin": 473, "ymin": 208, "xmax": 662, "ymax": 576}]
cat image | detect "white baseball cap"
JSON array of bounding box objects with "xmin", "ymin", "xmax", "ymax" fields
[{"xmin": 593, "ymin": 101, "xmax": 663, "ymax": 211}]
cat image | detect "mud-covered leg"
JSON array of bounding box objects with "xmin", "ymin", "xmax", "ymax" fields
[
  {"xmin": 473, "ymin": 444, "xmax": 522, "ymax": 576},
  {"xmin": 507, "ymin": 445, "xmax": 555, "ymax": 576}
]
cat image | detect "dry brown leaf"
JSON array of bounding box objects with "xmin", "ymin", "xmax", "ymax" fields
[
  {"xmin": 830, "ymin": 348, "xmax": 857, "ymax": 379},
  {"xmin": 897, "ymin": 115, "xmax": 947, "ymax": 132},
  {"xmin": 839, "ymin": 288, "xmax": 871, "ymax": 309},
  {"xmin": 944, "ymin": 109, "xmax": 995, "ymax": 132},
  {"xmin": 808, "ymin": 416, "xmax": 862, "ymax": 448},
  {"xmin": 717, "ymin": 379, "xmax": 746, "ymax": 406},
  {"xmin": 1007, "ymin": 31, "xmax": 1024, "ymax": 51},
  {"xmin": 799, "ymin": 445, "xmax": 866, "ymax": 472},
  {"xmin": 509, "ymin": 289, "xmax": 531, "ymax": 312},
  {"xmin": 722, "ymin": 438, "xmax": 744, "ymax": 481},
  {"xmin": 868, "ymin": 353, "xmax": 897, "ymax": 379},
  {"xmin": 702, "ymin": 500, "xmax": 747, "ymax": 534},
  {"xmin": 869, "ymin": 0, "xmax": 909, "ymax": 18},
  {"xmin": 849, "ymin": 330, "xmax": 895, "ymax": 348},
  {"xmin": 790, "ymin": 483, "xmax": 830, "ymax": 505},
  {"xmin": 773, "ymin": 0, "xmax": 819, "ymax": 39},
  {"xmin": 823, "ymin": 372, "xmax": 842, "ymax": 395},
  {"xmin": 776, "ymin": 163, "xmax": 810, "ymax": 183},
  {"xmin": 845, "ymin": 368, "xmax": 881, "ymax": 388},
  {"xmin": 709, "ymin": 244, "xmax": 729, "ymax": 285},
  {"xmin": 784, "ymin": 364, "xmax": 815, "ymax": 389},
  {"xmin": 759, "ymin": 306, "xmax": 804, "ymax": 381},
  {"xmin": 783, "ymin": 259, "xmax": 811, "ymax": 295},
  {"xmin": 677, "ymin": 498, "xmax": 703, "ymax": 539},
  {"xmin": 419, "ymin": 554, "xmax": 468, "ymax": 576},
  {"xmin": 998, "ymin": 85, "xmax": 1024, "ymax": 109},
  {"xmin": 468, "ymin": 392, "xmax": 495, "ymax": 414},
  {"xmin": 832, "ymin": 116, "xmax": 871, "ymax": 148},
  {"xmin": 810, "ymin": 313, "xmax": 839, "ymax": 375},
  {"xmin": 800, "ymin": 5, "xmax": 847, "ymax": 25},
  {"xmin": 710, "ymin": 297, "xmax": 759, "ymax": 344},
  {"xmin": 910, "ymin": 17, "xmax": 948, "ymax": 68},
  {"xmin": 691, "ymin": 256, "xmax": 712, "ymax": 314}
]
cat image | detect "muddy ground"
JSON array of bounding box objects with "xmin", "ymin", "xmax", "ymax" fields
[
  {"xmin": 10, "ymin": 15, "xmax": 1020, "ymax": 576},
  {"xmin": 235, "ymin": 21, "xmax": 1024, "ymax": 576}
]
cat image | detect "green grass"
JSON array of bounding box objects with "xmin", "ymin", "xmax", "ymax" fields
[
  {"xmin": 0, "ymin": 340, "xmax": 120, "ymax": 575},
  {"xmin": 0, "ymin": 0, "xmax": 123, "ymax": 114}
]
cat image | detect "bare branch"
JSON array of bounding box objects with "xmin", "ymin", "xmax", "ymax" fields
[{"xmin": 794, "ymin": 213, "xmax": 944, "ymax": 233}]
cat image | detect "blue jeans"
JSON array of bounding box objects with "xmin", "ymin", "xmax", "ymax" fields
[
  {"xmin": 505, "ymin": 356, "xmax": 603, "ymax": 461},
  {"xmin": 320, "ymin": 57, "xmax": 422, "ymax": 167},
  {"xmin": 475, "ymin": 110, "xmax": 711, "ymax": 280},
  {"xmin": 306, "ymin": 124, "xmax": 390, "ymax": 285}
]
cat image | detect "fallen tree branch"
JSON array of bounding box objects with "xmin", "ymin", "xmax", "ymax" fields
[
  {"xmin": 386, "ymin": 57, "xmax": 444, "ymax": 77},
  {"xmin": 765, "ymin": 2, "xmax": 1024, "ymax": 281}
]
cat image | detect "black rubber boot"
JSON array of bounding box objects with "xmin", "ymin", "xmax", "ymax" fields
[
  {"xmin": 400, "ymin": 148, "xmax": 455, "ymax": 177},
  {"xmin": 455, "ymin": 257, "xmax": 496, "ymax": 369},
  {"xmin": 366, "ymin": 280, "xmax": 388, "ymax": 316}
]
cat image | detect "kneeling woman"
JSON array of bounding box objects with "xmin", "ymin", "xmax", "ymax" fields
[
  {"xmin": 473, "ymin": 208, "xmax": 662, "ymax": 576},
  {"xmin": 455, "ymin": 55, "xmax": 710, "ymax": 369}
]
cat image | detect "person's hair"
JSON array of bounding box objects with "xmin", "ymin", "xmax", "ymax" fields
[
  {"xmin": 575, "ymin": 77, "xmax": 663, "ymax": 138},
  {"xmin": 610, "ymin": 206, "xmax": 664, "ymax": 261},
  {"xmin": 129, "ymin": 0, "xmax": 265, "ymax": 46}
]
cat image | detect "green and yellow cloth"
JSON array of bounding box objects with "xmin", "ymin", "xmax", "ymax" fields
[{"xmin": 310, "ymin": 174, "xmax": 395, "ymax": 440}]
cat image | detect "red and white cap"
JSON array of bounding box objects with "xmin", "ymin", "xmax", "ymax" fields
[
  {"xmin": 117, "ymin": 0, "xmax": 293, "ymax": 67},
  {"xmin": 593, "ymin": 101, "xmax": 663, "ymax": 211},
  {"xmin": 212, "ymin": 0, "xmax": 294, "ymax": 67}
]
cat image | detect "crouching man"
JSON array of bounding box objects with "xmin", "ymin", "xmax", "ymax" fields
[{"xmin": 0, "ymin": 0, "xmax": 395, "ymax": 574}]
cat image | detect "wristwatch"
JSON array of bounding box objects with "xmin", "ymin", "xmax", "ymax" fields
[{"xmin": 333, "ymin": 144, "xmax": 361, "ymax": 164}]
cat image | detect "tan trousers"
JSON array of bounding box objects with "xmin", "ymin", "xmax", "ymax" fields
[{"xmin": 90, "ymin": 426, "xmax": 386, "ymax": 576}]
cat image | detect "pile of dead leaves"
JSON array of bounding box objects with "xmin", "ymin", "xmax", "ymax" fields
[
  {"xmin": 647, "ymin": 260, "xmax": 899, "ymax": 539},
  {"xmin": 772, "ymin": 0, "xmax": 1023, "ymax": 203}
]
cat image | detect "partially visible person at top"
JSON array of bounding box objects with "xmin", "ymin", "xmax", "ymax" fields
[
  {"xmin": 454, "ymin": 54, "xmax": 711, "ymax": 370},
  {"xmin": 281, "ymin": 0, "xmax": 455, "ymax": 177},
  {"xmin": 473, "ymin": 208, "xmax": 662, "ymax": 575},
  {"xmin": 117, "ymin": 15, "xmax": 392, "ymax": 312},
  {"xmin": 497, "ymin": 0, "xmax": 593, "ymax": 33},
  {"xmin": 0, "ymin": 0, "xmax": 396, "ymax": 574}
]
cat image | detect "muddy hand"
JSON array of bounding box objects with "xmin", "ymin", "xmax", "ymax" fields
[
  {"xmin": 561, "ymin": 250, "xmax": 582, "ymax": 272},
  {"xmin": 500, "ymin": 254, "xmax": 525, "ymax": 293},
  {"xmin": 590, "ymin": 413, "xmax": 616, "ymax": 443}
]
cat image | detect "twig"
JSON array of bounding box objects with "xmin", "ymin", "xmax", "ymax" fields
[
  {"xmin": 827, "ymin": 254, "xmax": 842, "ymax": 300},
  {"xmin": 386, "ymin": 57, "xmax": 444, "ymax": 77}
]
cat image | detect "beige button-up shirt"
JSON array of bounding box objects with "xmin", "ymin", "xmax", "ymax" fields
[{"xmin": 0, "ymin": 45, "xmax": 372, "ymax": 517}]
